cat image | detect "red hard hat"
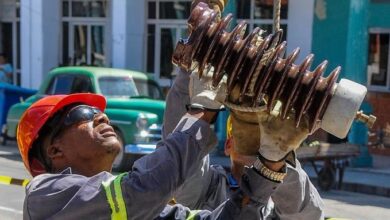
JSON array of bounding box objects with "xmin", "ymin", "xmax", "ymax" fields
[{"xmin": 17, "ymin": 93, "xmax": 106, "ymax": 177}]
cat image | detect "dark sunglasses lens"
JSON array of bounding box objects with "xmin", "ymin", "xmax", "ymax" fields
[{"xmin": 63, "ymin": 106, "xmax": 101, "ymax": 126}]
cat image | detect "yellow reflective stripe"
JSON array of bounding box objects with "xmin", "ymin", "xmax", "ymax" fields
[
  {"xmin": 102, "ymin": 176, "xmax": 118, "ymax": 219},
  {"xmin": 22, "ymin": 179, "xmax": 30, "ymax": 187},
  {"xmin": 113, "ymin": 173, "xmax": 127, "ymax": 219},
  {"xmin": 102, "ymin": 174, "xmax": 128, "ymax": 220},
  {"xmin": 187, "ymin": 210, "xmax": 201, "ymax": 220},
  {"xmin": 0, "ymin": 175, "xmax": 30, "ymax": 187},
  {"xmin": 0, "ymin": 175, "xmax": 11, "ymax": 185}
]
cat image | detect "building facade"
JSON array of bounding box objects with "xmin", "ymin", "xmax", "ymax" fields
[
  {"xmin": 1, "ymin": 0, "xmax": 390, "ymax": 139},
  {"xmin": 0, "ymin": 0, "xmax": 314, "ymax": 88}
]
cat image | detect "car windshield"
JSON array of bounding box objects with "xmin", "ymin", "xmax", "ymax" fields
[
  {"xmin": 99, "ymin": 76, "xmax": 164, "ymax": 100},
  {"xmin": 134, "ymin": 78, "xmax": 165, "ymax": 100},
  {"xmin": 99, "ymin": 76, "xmax": 139, "ymax": 97}
]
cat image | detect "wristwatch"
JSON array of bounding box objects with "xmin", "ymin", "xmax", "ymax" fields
[{"xmin": 253, "ymin": 157, "xmax": 287, "ymax": 182}]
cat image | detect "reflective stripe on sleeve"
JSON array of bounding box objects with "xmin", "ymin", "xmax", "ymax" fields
[
  {"xmin": 187, "ymin": 210, "xmax": 201, "ymax": 220},
  {"xmin": 102, "ymin": 173, "xmax": 128, "ymax": 220}
]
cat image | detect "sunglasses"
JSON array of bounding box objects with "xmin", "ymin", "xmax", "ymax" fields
[
  {"xmin": 50, "ymin": 105, "xmax": 102, "ymax": 143},
  {"xmin": 62, "ymin": 105, "xmax": 102, "ymax": 126}
]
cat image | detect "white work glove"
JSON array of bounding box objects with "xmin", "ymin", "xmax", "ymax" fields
[
  {"xmin": 257, "ymin": 109, "xmax": 310, "ymax": 162},
  {"xmin": 189, "ymin": 69, "xmax": 227, "ymax": 110}
]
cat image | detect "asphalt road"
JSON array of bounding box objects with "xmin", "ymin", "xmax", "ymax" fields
[
  {"xmin": 1, "ymin": 144, "xmax": 390, "ymax": 220},
  {"xmin": 0, "ymin": 144, "xmax": 29, "ymax": 220}
]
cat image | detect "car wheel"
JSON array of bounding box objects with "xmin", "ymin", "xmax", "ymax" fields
[
  {"xmin": 112, "ymin": 129, "xmax": 131, "ymax": 172},
  {"xmin": 1, "ymin": 128, "xmax": 8, "ymax": 146},
  {"xmin": 1, "ymin": 134, "xmax": 6, "ymax": 146}
]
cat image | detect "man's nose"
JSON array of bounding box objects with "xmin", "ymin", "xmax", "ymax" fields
[{"xmin": 93, "ymin": 113, "xmax": 110, "ymax": 126}]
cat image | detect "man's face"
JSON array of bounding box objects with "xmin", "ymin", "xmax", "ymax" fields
[
  {"xmin": 49, "ymin": 105, "xmax": 121, "ymax": 176},
  {"xmin": 224, "ymin": 137, "xmax": 256, "ymax": 181}
]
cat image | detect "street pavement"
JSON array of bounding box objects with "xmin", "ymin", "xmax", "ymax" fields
[
  {"xmin": 1, "ymin": 143, "xmax": 390, "ymax": 219},
  {"xmin": 0, "ymin": 143, "xmax": 29, "ymax": 220},
  {"xmin": 321, "ymin": 190, "xmax": 390, "ymax": 220}
]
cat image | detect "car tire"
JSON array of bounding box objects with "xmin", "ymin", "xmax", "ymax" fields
[
  {"xmin": 1, "ymin": 135, "xmax": 6, "ymax": 146},
  {"xmin": 112, "ymin": 129, "xmax": 132, "ymax": 172},
  {"xmin": 1, "ymin": 130, "xmax": 8, "ymax": 146}
]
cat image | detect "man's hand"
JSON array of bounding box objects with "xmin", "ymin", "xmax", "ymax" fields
[
  {"xmin": 189, "ymin": 69, "xmax": 226, "ymax": 111},
  {"xmin": 257, "ymin": 109, "xmax": 310, "ymax": 162}
]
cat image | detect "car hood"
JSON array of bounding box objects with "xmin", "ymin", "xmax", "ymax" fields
[{"xmin": 106, "ymin": 98, "xmax": 165, "ymax": 123}]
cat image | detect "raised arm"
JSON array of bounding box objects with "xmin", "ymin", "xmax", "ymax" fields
[
  {"xmin": 123, "ymin": 111, "xmax": 218, "ymax": 219},
  {"xmin": 271, "ymin": 160, "xmax": 324, "ymax": 219},
  {"xmin": 162, "ymin": 68, "xmax": 191, "ymax": 139}
]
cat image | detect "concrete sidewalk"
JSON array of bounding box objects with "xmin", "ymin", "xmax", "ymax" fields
[{"xmin": 209, "ymin": 152, "xmax": 390, "ymax": 198}]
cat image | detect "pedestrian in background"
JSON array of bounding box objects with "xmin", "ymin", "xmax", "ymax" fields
[{"xmin": 0, "ymin": 53, "xmax": 13, "ymax": 83}]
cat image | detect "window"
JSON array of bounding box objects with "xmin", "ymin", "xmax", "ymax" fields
[
  {"xmin": 62, "ymin": 0, "xmax": 108, "ymax": 18},
  {"xmin": 158, "ymin": 1, "xmax": 191, "ymax": 19},
  {"xmin": 146, "ymin": 0, "xmax": 190, "ymax": 87},
  {"xmin": 134, "ymin": 79, "xmax": 165, "ymax": 100},
  {"xmin": 146, "ymin": 0, "xmax": 289, "ymax": 87},
  {"xmin": 367, "ymin": 29, "xmax": 390, "ymax": 90},
  {"xmin": 61, "ymin": 0, "xmax": 108, "ymax": 67},
  {"xmin": 236, "ymin": 0, "xmax": 288, "ymax": 41},
  {"xmin": 46, "ymin": 74, "xmax": 93, "ymax": 94},
  {"xmin": 98, "ymin": 76, "xmax": 139, "ymax": 97}
]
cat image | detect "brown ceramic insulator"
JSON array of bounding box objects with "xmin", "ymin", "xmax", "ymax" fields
[{"xmin": 172, "ymin": 2, "xmax": 341, "ymax": 132}]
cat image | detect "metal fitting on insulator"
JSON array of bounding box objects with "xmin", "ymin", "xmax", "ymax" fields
[
  {"xmin": 172, "ymin": 2, "xmax": 375, "ymax": 138},
  {"xmin": 355, "ymin": 111, "xmax": 376, "ymax": 128}
]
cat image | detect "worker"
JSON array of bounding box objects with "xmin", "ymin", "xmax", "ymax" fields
[
  {"xmin": 162, "ymin": 0, "xmax": 324, "ymax": 218},
  {"xmin": 163, "ymin": 65, "xmax": 324, "ymax": 219},
  {"xmin": 18, "ymin": 74, "xmax": 294, "ymax": 219}
]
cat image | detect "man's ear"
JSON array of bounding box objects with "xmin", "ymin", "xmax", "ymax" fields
[
  {"xmin": 46, "ymin": 139, "xmax": 64, "ymax": 160},
  {"xmin": 224, "ymin": 137, "xmax": 233, "ymax": 156}
]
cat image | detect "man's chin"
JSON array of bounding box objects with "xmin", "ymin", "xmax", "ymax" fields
[{"xmin": 104, "ymin": 141, "xmax": 122, "ymax": 155}]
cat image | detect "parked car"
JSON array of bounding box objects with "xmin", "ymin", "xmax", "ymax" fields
[{"xmin": 4, "ymin": 66, "xmax": 166, "ymax": 171}]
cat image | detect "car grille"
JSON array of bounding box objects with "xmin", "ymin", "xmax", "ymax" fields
[
  {"xmin": 135, "ymin": 123, "xmax": 162, "ymax": 144},
  {"xmin": 147, "ymin": 124, "xmax": 162, "ymax": 143}
]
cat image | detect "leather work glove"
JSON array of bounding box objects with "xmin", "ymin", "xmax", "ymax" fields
[
  {"xmin": 191, "ymin": 0, "xmax": 228, "ymax": 18},
  {"xmin": 189, "ymin": 68, "xmax": 227, "ymax": 111},
  {"xmin": 257, "ymin": 108, "xmax": 310, "ymax": 162}
]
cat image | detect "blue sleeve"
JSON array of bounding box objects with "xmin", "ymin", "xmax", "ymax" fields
[
  {"xmin": 156, "ymin": 167, "xmax": 282, "ymax": 220},
  {"xmin": 121, "ymin": 115, "xmax": 218, "ymax": 219},
  {"xmin": 162, "ymin": 68, "xmax": 190, "ymax": 139},
  {"xmin": 271, "ymin": 160, "xmax": 324, "ymax": 219}
]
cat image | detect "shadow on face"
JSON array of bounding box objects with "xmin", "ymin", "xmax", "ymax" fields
[{"xmin": 224, "ymin": 137, "xmax": 257, "ymax": 182}]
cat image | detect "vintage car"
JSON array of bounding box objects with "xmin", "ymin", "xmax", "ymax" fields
[{"xmin": 4, "ymin": 66, "xmax": 165, "ymax": 171}]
